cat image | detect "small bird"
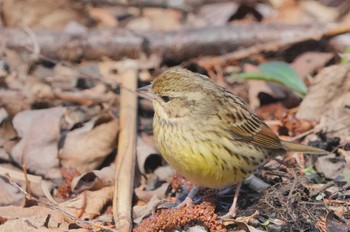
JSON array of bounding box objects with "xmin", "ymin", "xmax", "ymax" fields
[{"xmin": 139, "ymin": 67, "xmax": 328, "ymax": 217}]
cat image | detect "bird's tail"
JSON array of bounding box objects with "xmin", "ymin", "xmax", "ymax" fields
[{"xmin": 281, "ymin": 141, "xmax": 330, "ymax": 155}]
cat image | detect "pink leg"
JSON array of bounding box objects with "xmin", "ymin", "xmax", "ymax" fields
[
  {"xmin": 176, "ymin": 186, "xmax": 200, "ymax": 208},
  {"xmin": 221, "ymin": 182, "xmax": 242, "ymax": 219}
]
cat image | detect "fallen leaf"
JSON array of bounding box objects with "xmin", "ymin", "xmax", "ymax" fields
[
  {"xmin": 134, "ymin": 182, "xmax": 169, "ymax": 202},
  {"xmin": 325, "ymin": 210, "xmax": 348, "ymax": 232},
  {"xmin": 87, "ymin": 6, "xmax": 118, "ymax": 27},
  {"xmin": 11, "ymin": 107, "xmax": 65, "ymax": 179},
  {"xmin": 133, "ymin": 195, "xmax": 164, "ymax": 224},
  {"xmin": 301, "ymin": 1, "xmax": 339, "ymax": 22},
  {"xmin": 154, "ymin": 166, "xmax": 175, "ymax": 182},
  {"xmin": 2, "ymin": 0, "xmax": 85, "ymax": 29},
  {"xmin": 296, "ymin": 63, "xmax": 350, "ymax": 140},
  {"xmin": 71, "ymin": 164, "xmax": 115, "ymax": 192},
  {"xmin": 197, "ymin": 2, "xmax": 238, "ymax": 26},
  {"xmin": 54, "ymin": 84, "xmax": 116, "ymax": 106},
  {"xmin": 0, "ymin": 108, "xmax": 8, "ymax": 123},
  {"xmin": 59, "ymin": 114, "xmax": 118, "ymax": 173},
  {"xmin": 0, "ymin": 178, "xmax": 23, "ymax": 206},
  {"xmin": 0, "ymin": 205, "xmax": 69, "ymax": 231},
  {"xmin": 137, "ymin": 137, "xmax": 162, "ymax": 174},
  {"xmin": 291, "ymin": 52, "xmax": 334, "ymax": 80},
  {"xmin": 0, "ymin": 118, "xmax": 17, "ymax": 160},
  {"xmin": 59, "ymin": 186, "xmax": 114, "ymax": 220},
  {"xmin": 314, "ymin": 154, "xmax": 348, "ymax": 180}
]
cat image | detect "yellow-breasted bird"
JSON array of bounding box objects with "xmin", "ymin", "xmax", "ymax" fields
[{"xmin": 138, "ymin": 67, "xmax": 328, "ymax": 217}]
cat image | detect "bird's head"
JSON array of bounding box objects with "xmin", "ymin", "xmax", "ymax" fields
[{"xmin": 139, "ymin": 67, "xmax": 221, "ymax": 121}]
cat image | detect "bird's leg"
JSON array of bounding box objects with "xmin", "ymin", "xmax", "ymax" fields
[
  {"xmin": 176, "ymin": 186, "xmax": 200, "ymax": 208},
  {"xmin": 221, "ymin": 182, "xmax": 242, "ymax": 219}
]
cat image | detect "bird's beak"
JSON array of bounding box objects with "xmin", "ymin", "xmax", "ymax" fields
[
  {"xmin": 137, "ymin": 84, "xmax": 151, "ymax": 92},
  {"xmin": 137, "ymin": 84, "xmax": 154, "ymax": 100}
]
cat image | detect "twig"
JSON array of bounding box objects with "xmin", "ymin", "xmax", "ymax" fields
[
  {"xmin": 112, "ymin": 60, "xmax": 138, "ymax": 231},
  {"xmin": 289, "ymin": 127, "xmax": 317, "ymax": 141},
  {"xmin": 323, "ymin": 198, "xmax": 350, "ymax": 206},
  {"xmin": 198, "ymin": 24, "xmax": 350, "ymax": 69},
  {"xmin": 82, "ymin": 0, "xmax": 237, "ymax": 12},
  {"xmin": 287, "ymin": 169, "xmax": 298, "ymax": 203},
  {"xmin": 310, "ymin": 181, "xmax": 335, "ymax": 198},
  {"xmin": 3, "ymin": 23, "xmax": 339, "ymax": 62},
  {"xmin": 22, "ymin": 24, "xmax": 40, "ymax": 61}
]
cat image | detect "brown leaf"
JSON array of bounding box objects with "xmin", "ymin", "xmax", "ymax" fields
[
  {"xmin": 0, "ymin": 205, "xmax": 69, "ymax": 230},
  {"xmin": 134, "ymin": 182, "xmax": 169, "ymax": 203},
  {"xmin": 133, "ymin": 195, "xmax": 164, "ymax": 224},
  {"xmin": 0, "ymin": 117, "xmax": 17, "ymax": 160},
  {"xmin": 325, "ymin": 210, "xmax": 348, "ymax": 232},
  {"xmin": 59, "ymin": 186, "xmax": 114, "ymax": 220},
  {"xmin": 71, "ymin": 164, "xmax": 115, "ymax": 192},
  {"xmin": 0, "ymin": 178, "xmax": 23, "ymax": 206},
  {"xmin": 2, "ymin": 0, "xmax": 85, "ymax": 29},
  {"xmin": 136, "ymin": 137, "xmax": 162, "ymax": 174},
  {"xmin": 54, "ymin": 84, "xmax": 116, "ymax": 106},
  {"xmin": 314, "ymin": 154, "xmax": 348, "ymax": 180},
  {"xmin": 296, "ymin": 64, "xmax": 350, "ymax": 140},
  {"xmin": 126, "ymin": 8, "xmax": 182, "ymax": 31},
  {"xmin": 11, "ymin": 107, "xmax": 65, "ymax": 178},
  {"xmin": 87, "ymin": 6, "xmax": 118, "ymax": 27},
  {"xmin": 291, "ymin": 52, "xmax": 334, "ymax": 80},
  {"xmin": 197, "ymin": 2, "xmax": 238, "ymax": 26},
  {"xmin": 59, "ymin": 115, "xmax": 118, "ymax": 173}
]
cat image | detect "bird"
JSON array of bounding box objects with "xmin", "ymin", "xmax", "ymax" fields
[{"xmin": 138, "ymin": 67, "xmax": 328, "ymax": 218}]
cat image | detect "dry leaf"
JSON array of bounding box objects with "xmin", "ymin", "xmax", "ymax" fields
[
  {"xmin": 2, "ymin": 0, "xmax": 85, "ymax": 29},
  {"xmin": 59, "ymin": 115, "xmax": 118, "ymax": 173},
  {"xmin": 47, "ymin": 64, "xmax": 79, "ymax": 90},
  {"xmin": 0, "ymin": 205, "xmax": 69, "ymax": 231},
  {"xmin": 87, "ymin": 6, "xmax": 118, "ymax": 27},
  {"xmin": 296, "ymin": 64, "xmax": 350, "ymax": 140},
  {"xmin": 126, "ymin": 8, "xmax": 182, "ymax": 31},
  {"xmin": 197, "ymin": 2, "xmax": 238, "ymax": 26},
  {"xmin": 133, "ymin": 195, "xmax": 164, "ymax": 224},
  {"xmin": 301, "ymin": 1, "xmax": 339, "ymax": 22},
  {"xmin": 0, "ymin": 178, "xmax": 23, "ymax": 206},
  {"xmin": 134, "ymin": 182, "xmax": 169, "ymax": 202},
  {"xmin": 291, "ymin": 52, "xmax": 334, "ymax": 80},
  {"xmin": 315, "ymin": 154, "xmax": 348, "ymax": 180},
  {"xmin": 0, "ymin": 108, "xmax": 8, "ymax": 123},
  {"xmin": 59, "ymin": 186, "xmax": 114, "ymax": 220},
  {"xmin": 0, "ymin": 90, "xmax": 30, "ymax": 116},
  {"xmin": 54, "ymin": 84, "xmax": 116, "ymax": 106},
  {"xmin": 11, "ymin": 107, "xmax": 65, "ymax": 179},
  {"xmin": 136, "ymin": 137, "xmax": 162, "ymax": 174},
  {"xmin": 71, "ymin": 164, "xmax": 115, "ymax": 192},
  {"xmin": 0, "ymin": 118, "xmax": 17, "ymax": 160},
  {"xmin": 0, "ymin": 165, "xmax": 54, "ymax": 202}
]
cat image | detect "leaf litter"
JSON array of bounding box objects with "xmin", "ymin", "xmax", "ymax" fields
[{"xmin": 0, "ymin": 1, "xmax": 350, "ymax": 231}]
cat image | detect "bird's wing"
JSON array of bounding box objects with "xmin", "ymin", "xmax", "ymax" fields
[{"xmin": 218, "ymin": 92, "xmax": 284, "ymax": 150}]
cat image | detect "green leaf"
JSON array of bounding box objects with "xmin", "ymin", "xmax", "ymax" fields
[
  {"xmin": 315, "ymin": 193, "xmax": 325, "ymax": 201},
  {"xmin": 232, "ymin": 61, "xmax": 307, "ymax": 97},
  {"xmin": 302, "ymin": 165, "xmax": 316, "ymax": 175},
  {"xmin": 340, "ymin": 45, "xmax": 350, "ymax": 64},
  {"xmin": 261, "ymin": 219, "xmax": 270, "ymax": 227}
]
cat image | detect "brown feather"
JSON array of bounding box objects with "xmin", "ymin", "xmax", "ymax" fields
[{"xmin": 219, "ymin": 91, "xmax": 285, "ymax": 151}]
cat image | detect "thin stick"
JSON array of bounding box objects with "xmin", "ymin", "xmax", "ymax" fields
[{"xmin": 112, "ymin": 60, "xmax": 138, "ymax": 231}]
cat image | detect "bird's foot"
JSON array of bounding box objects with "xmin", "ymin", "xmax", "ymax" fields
[
  {"xmin": 220, "ymin": 182, "xmax": 242, "ymax": 220},
  {"xmin": 220, "ymin": 207, "xmax": 237, "ymax": 220},
  {"xmin": 176, "ymin": 196, "xmax": 194, "ymax": 208},
  {"xmin": 176, "ymin": 186, "xmax": 200, "ymax": 208}
]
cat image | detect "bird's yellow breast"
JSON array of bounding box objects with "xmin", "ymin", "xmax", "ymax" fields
[{"xmin": 153, "ymin": 114, "xmax": 266, "ymax": 188}]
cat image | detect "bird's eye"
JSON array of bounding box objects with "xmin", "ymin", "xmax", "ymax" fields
[{"xmin": 160, "ymin": 96, "xmax": 170, "ymax": 103}]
